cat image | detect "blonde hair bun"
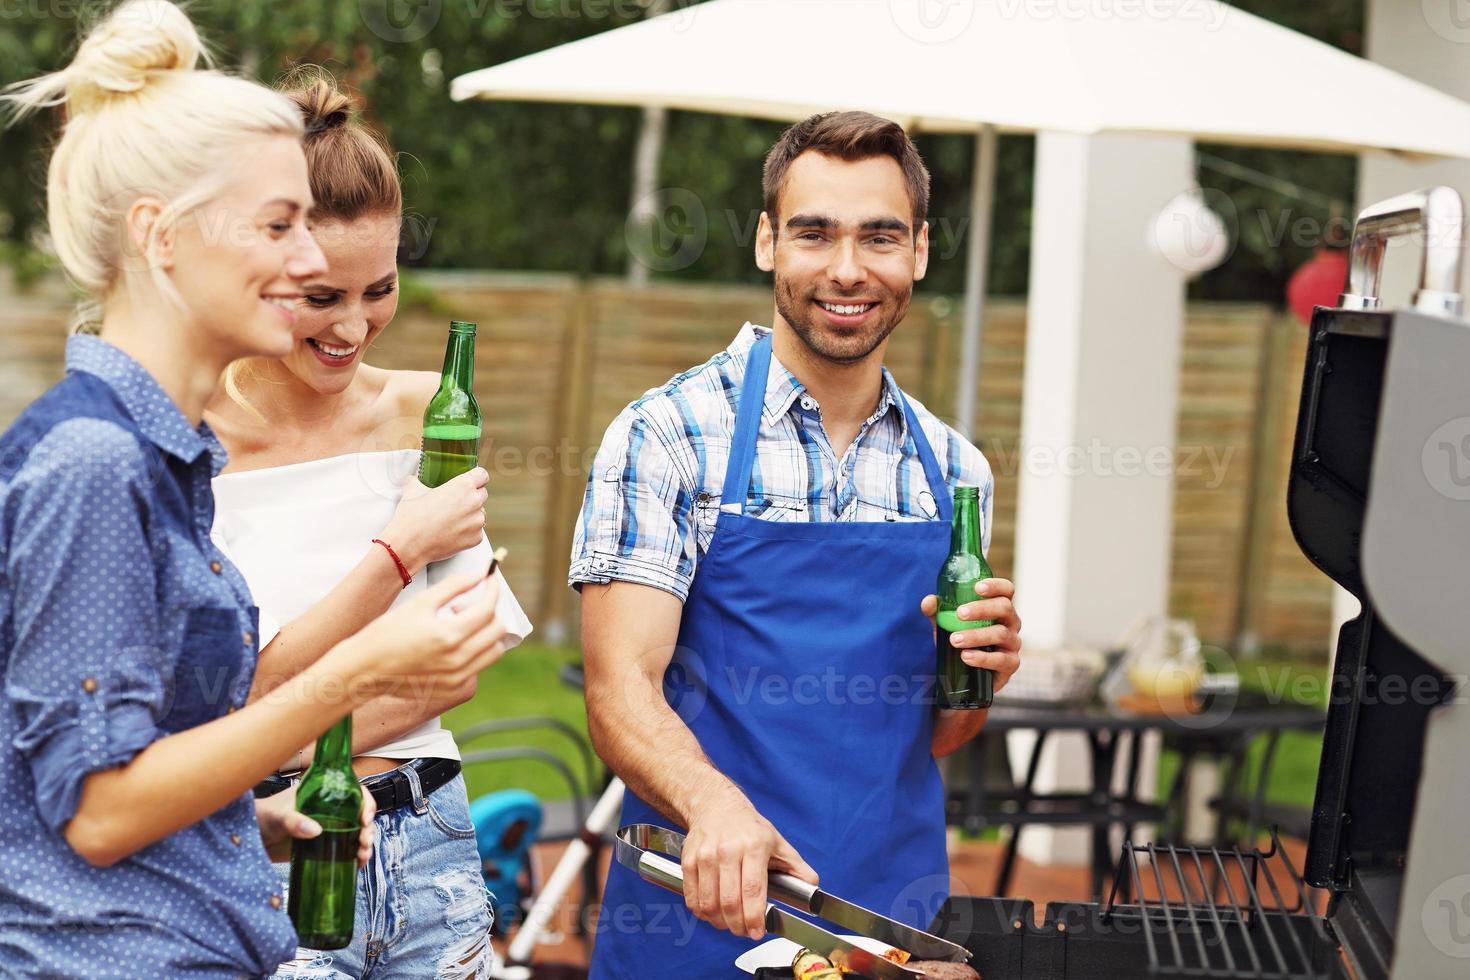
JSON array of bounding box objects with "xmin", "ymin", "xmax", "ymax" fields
[
  {"xmin": 4, "ymin": 0, "xmax": 203, "ymax": 120},
  {"xmin": 1, "ymin": 0, "xmax": 303, "ymax": 327},
  {"xmin": 67, "ymin": 0, "xmax": 203, "ymax": 113}
]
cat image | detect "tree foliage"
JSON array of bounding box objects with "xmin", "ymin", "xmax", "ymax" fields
[{"xmin": 0, "ymin": 0, "xmax": 1365, "ymax": 302}]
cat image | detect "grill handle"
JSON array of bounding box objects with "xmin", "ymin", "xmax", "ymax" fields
[{"xmin": 1339, "ymin": 185, "xmax": 1465, "ymax": 317}]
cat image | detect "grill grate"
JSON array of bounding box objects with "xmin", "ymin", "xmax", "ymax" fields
[{"xmin": 1100, "ymin": 829, "xmax": 1333, "ymax": 979}]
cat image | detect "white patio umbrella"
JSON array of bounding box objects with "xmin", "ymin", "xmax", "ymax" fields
[{"xmin": 452, "ymin": 0, "xmax": 1470, "ymax": 434}]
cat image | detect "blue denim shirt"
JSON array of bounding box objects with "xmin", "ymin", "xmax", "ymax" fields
[{"xmin": 0, "ymin": 336, "xmax": 297, "ymax": 977}]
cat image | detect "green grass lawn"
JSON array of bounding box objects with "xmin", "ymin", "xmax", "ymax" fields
[
  {"xmin": 442, "ymin": 641, "xmax": 593, "ymax": 805},
  {"xmin": 1156, "ymin": 657, "xmax": 1329, "ymax": 813}
]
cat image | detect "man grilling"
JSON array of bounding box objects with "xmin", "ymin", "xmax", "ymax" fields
[{"xmin": 571, "ymin": 111, "xmax": 1023, "ymax": 978}]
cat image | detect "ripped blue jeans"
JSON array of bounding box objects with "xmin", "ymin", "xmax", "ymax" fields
[{"xmin": 270, "ymin": 772, "xmax": 496, "ymax": 979}]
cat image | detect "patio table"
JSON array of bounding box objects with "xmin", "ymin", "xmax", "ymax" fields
[{"xmin": 947, "ymin": 692, "xmax": 1325, "ymax": 899}]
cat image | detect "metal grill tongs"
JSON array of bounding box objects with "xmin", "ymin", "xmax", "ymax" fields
[{"xmin": 615, "ymin": 824, "xmax": 971, "ymax": 978}]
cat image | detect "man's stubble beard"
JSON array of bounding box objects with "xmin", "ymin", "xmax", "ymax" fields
[{"xmin": 772, "ymin": 269, "xmax": 913, "ymax": 366}]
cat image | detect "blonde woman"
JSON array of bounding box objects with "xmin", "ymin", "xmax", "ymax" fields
[
  {"xmin": 0, "ymin": 4, "xmax": 507, "ymax": 976},
  {"xmin": 205, "ymin": 75, "xmax": 531, "ymax": 978}
]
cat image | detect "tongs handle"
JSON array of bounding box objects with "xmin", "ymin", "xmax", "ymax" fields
[
  {"xmin": 767, "ymin": 871, "xmax": 819, "ymax": 912},
  {"xmin": 626, "ymin": 845, "xmax": 816, "ymax": 912},
  {"xmin": 632, "ymin": 849, "xmax": 686, "ymax": 896}
]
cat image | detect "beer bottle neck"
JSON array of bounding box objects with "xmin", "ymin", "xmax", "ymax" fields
[
  {"xmin": 950, "ymin": 492, "xmax": 982, "ymax": 556},
  {"xmin": 440, "ymin": 330, "xmax": 476, "ymax": 393},
  {"xmin": 312, "ymin": 715, "xmax": 353, "ymax": 771}
]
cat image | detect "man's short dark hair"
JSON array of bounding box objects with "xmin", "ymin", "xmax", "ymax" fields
[{"xmin": 762, "ymin": 111, "xmax": 931, "ymax": 230}]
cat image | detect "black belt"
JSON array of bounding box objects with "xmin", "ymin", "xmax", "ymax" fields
[{"xmin": 252, "ymin": 758, "xmax": 461, "ymax": 815}]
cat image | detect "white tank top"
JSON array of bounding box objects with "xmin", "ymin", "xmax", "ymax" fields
[{"xmin": 210, "ymin": 448, "xmax": 533, "ymax": 764}]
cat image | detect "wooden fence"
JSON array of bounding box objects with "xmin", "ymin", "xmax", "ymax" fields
[{"xmin": 0, "ymin": 270, "xmax": 1333, "ymax": 654}]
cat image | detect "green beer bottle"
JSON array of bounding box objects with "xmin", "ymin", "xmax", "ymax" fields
[
  {"xmin": 287, "ymin": 716, "xmax": 362, "ymax": 949},
  {"xmin": 936, "ymin": 485, "xmax": 994, "ymax": 709},
  {"xmin": 419, "ymin": 320, "xmax": 481, "ymax": 488}
]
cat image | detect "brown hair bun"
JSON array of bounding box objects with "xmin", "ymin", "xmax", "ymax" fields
[
  {"xmin": 293, "ymin": 77, "xmax": 351, "ymax": 136},
  {"xmin": 278, "ymin": 69, "xmax": 401, "ymax": 223}
]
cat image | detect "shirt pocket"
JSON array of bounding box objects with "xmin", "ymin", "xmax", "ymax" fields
[
  {"xmin": 746, "ymin": 492, "xmax": 809, "ymax": 522},
  {"xmin": 159, "ymin": 606, "xmax": 248, "ymax": 734}
]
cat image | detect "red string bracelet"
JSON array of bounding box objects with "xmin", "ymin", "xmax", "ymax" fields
[{"xmin": 371, "ymin": 538, "xmax": 412, "ymax": 589}]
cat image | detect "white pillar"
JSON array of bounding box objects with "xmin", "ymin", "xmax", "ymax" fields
[
  {"xmin": 1359, "ymin": 1, "xmax": 1470, "ymax": 308},
  {"xmin": 1348, "ymin": 2, "xmax": 1470, "ymax": 665},
  {"xmin": 1329, "ymin": 587, "xmax": 1360, "ymax": 675},
  {"xmin": 1009, "ymin": 131, "xmax": 1193, "ymax": 866}
]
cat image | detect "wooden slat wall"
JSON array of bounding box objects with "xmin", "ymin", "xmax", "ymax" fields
[
  {"xmin": 0, "ymin": 271, "xmax": 1334, "ymax": 654},
  {"xmin": 1168, "ymin": 304, "xmax": 1272, "ymax": 644}
]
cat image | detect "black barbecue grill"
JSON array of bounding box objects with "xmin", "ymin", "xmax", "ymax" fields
[{"xmin": 757, "ymin": 187, "xmax": 1470, "ymax": 980}]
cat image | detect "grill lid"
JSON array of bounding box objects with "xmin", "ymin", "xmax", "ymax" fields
[{"xmin": 1287, "ymin": 188, "xmax": 1468, "ymax": 980}]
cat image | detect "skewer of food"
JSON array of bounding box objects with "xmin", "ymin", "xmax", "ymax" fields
[{"xmin": 790, "ymin": 947, "xmax": 981, "ymax": 979}]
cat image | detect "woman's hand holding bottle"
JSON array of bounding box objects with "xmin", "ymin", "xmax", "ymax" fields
[
  {"xmin": 379, "ymin": 467, "xmax": 489, "ymax": 575},
  {"xmin": 256, "ymin": 787, "xmax": 377, "ymax": 868}
]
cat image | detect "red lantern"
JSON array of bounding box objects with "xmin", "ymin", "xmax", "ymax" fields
[{"xmin": 1287, "ymin": 247, "xmax": 1350, "ymax": 325}]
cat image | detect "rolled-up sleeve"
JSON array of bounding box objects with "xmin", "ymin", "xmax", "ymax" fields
[
  {"xmin": 4, "ymin": 420, "xmax": 165, "ymax": 833},
  {"xmin": 568, "ymin": 409, "xmax": 698, "ymax": 602}
]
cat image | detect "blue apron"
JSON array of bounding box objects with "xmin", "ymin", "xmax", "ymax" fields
[{"xmin": 592, "ymin": 334, "xmax": 954, "ymax": 979}]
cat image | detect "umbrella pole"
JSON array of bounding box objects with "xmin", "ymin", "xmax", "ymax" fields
[
  {"xmin": 956, "ymin": 124, "xmax": 997, "ymax": 438},
  {"xmin": 626, "ymin": 0, "xmax": 672, "ymax": 288},
  {"xmin": 627, "ymin": 103, "xmax": 668, "ymax": 288}
]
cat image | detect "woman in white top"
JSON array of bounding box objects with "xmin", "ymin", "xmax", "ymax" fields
[{"xmin": 206, "ymin": 75, "xmax": 530, "ymax": 978}]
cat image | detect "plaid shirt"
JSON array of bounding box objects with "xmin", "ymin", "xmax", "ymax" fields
[{"xmin": 570, "ymin": 324, "xmax": 995, "ymax": 602}]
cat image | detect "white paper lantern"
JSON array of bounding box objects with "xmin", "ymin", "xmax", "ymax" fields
[{"xmin": 1149, "ymin": 189, "xmax": 1232, "ymax": 278}]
